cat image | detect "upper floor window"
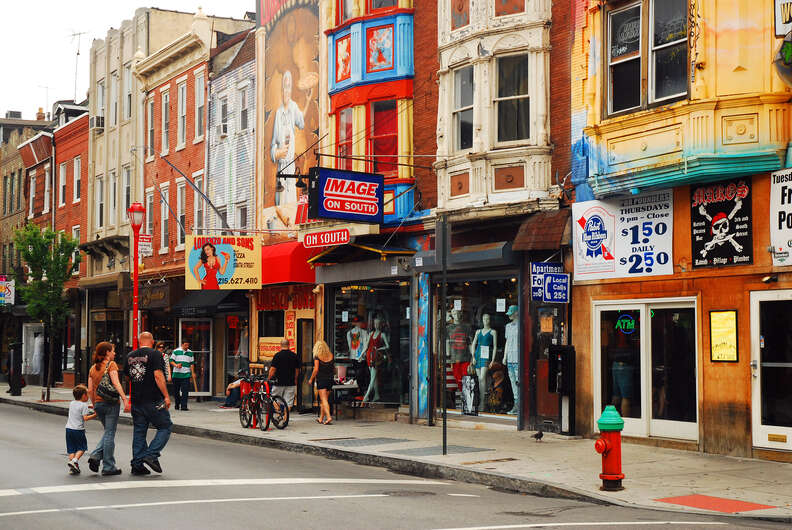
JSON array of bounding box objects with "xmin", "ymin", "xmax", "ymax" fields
[
  {"xmin": 194, "ymin": 175, "xmax": 205, "ymax": 231},
  {"xmin": 495, "ymin": 0, "xmax": 524, "ymax": 17},
  {"xmin": 161, "ymin": 90, "xmax": 170, "ymax": 154},
  {"xmin": 237, "ymin": 203, "xmax": 248, "ymax": 230},
  {"xmin": 496, "ymin": 54, "xmax": 529, "ymax": 143},
  {"xmin": 177, "ymin": 82, "xmax": 187, "ymax": 147},
  {"xmin": 177, "ymin": 181, "xmax": 186, "ymax": 247},
  {"xmin": 607, "ymin": 0, "xmax": 688, "ymax": 115},
  {"xmin": 73, "ymin": 157, "xmax": 81, "ymax": 203},
  {"xmin": 71, "ymin": 226, "xmax": 80, "ymax": 274},
  {"xmin": 110, "ymin": 72, "xmax": 119, "ymax": 126},
  {"xmin": 338, "ymin": 0, "xmax": 354, "ymax": 23},
  {"xmin": 451, "ymin": 0, "xmax": 470, "ymax": 30},
  {"xmin": 2, "ymin": 176, "xmax": 7, "ymax": 215},
  {"xmin": 42, "ymin": 168, "xmax": 51, "ymax": 214},
  {"xmin": 218, "ymin": 96, "xmax": 228, "ymax": 137},
  {"xmin": 454, "ymin": 66, "xmax": 474, "ymax": 151},
  {"xmin": 124, "ymin": 64, "xmax": 132, "ymax": 120},
  {"xmin": 109, "ymin": 171, "xmax": 117, "ymax": 226},
  {"xmin": 337, "ymin": 107, "xmax": 353, "ymax": 170},
  {"xmin": 160, "ymin": 185, "xmax": 170, "ymax": 251},
  {"xmin": 16, "ymin": 170, "xmax": 22, "ymax": 211},
  {"xmin": 195, "ymin": 72, "xmax": 205, "ymax": 139},
  {"xmin": 370, "ymin": 0, "xmax": 397, "ymax": 11},
  {"xmin": 147, "ymin": 99, "xmax": 155, "ymax": 156},
  {"xmin": 96, "ymin": 79, "xmax": 105, "ymax": 118},
  {"xmin": 95, "ymin": 176, "xmax": 104, "ymax": 229},
  {"xmin": 59, "ymin": 162, "xmax": 67, "ymax": 207},
  {"xmin": 369, "ymin": 100, "xmax": 397, "ymax": 175},
  {"xmin": 28, "ymin": 175, "xmax": 36, "ymax": 218},
  {"xmin": 145, "ymin": 191, "xmax": 154, "ymax": 235},
  {"xmin": 239, "ymin": 88, "xmax": 249, "ymax": 131},
  {"xmin": 123, "ymin": 166, "xmax": 131, "ymax": 213}
]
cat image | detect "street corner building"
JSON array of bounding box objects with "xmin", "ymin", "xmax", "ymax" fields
[{"xmin": 569, "ymin": 0, "xmax": 792, "ymax": 459}]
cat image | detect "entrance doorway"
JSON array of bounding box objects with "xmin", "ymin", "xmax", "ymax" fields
[
  {"xmin": 296, "ymin": 318, "xmax": 314, "ymax": 412},
  {"xmin": 750, "ymin": 291, "xmax": 792, "ymax": 451},
  {"xmin": 593, "ymin": 299, "xmax": 698, "ymax": 440},
  {"xmin": 179, "ymin": 319, "xmax": 212, "ymax": 396}
]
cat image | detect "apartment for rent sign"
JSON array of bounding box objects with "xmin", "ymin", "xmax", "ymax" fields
[{"xmin": 309, "ymin": 167, "xmax": 384, "ymax": 224}]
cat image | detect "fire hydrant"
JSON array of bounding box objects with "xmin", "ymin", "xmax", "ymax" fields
[{"xmin": 594, "ymin": 405, "xmax": 624, "ymax": 491}]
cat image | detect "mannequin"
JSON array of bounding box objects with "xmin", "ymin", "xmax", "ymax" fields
[
  {"xmin": 446, "ymin": 309, "xmax": 470, "ymax": 390},
  {"xmin": 363, "ymin": 316, "xmax": 389, "ymax": 402},
  {"xmin": 470, "ymin": 313, "xmax": 497, "ymax": 403},
  {"xmin": 502, "ymin": 305, "xmax": 519, "ymax": 414},
  {"xmin": 346, "ymin": 317, "xmax": 369, "ymax": 362},
  {"xmin": 32, "ymin": 332, "xmax": 44, "ymax": 376}
]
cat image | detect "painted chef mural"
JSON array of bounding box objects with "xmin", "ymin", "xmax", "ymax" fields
[{"xmin": 690, "ymin": 179, "xmax": 753, "ymax": 267}]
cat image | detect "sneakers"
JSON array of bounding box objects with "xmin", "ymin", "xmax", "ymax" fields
[
  {"xmin": 101, "ymin": 469, "xmax": 122, "ymax": 476},
  {"xmin": 67, "ymin": 459, "xmax": 80, "ymax": 475},
  {"xmin": 130, "ymin": 466, "xmax": 151, "ymax": 476},
  {"xmin": 142, "ymin": 457, "xmax": 162, "ymax": 473},
  {"xmin": 88, "ymin": 458, "xmax": 100, "ymax": 473}
]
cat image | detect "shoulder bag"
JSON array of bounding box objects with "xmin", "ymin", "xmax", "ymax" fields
[{"xmin": 96, "ymin": 363, "xmax": 120, "ymax": 403}]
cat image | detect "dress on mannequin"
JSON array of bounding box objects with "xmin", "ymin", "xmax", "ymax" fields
[
  {"xmin": 503, "ymin": 305, "xmax": 519, "ymax": 415},
  {"xmin": 470, "ymin": 313, "xmax": 497, "ymax": 409},
  {"xmin": 363, "ymin": 317, "xmax": 389, "ymax": 402},
  {"xmin": 447, "ymin": 309, "xmax": 470, "ymax": 389}
]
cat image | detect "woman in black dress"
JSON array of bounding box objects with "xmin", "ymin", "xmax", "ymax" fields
[{"xmin": 308, "ymin": 340, "xmax": 335, "ymax": 424}]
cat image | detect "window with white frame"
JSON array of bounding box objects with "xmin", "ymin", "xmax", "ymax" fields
[
  {"xmin": 109, "ymin": 171, "xmax": 117, "ymax": 226},
  {"xmin": 177, "ymin": 82, "xmax": 187, "ymax": 147},
  {"xmin": 110, "ymin": 71, "xmax": 119, "ymax": 126},
  {"xmin": 145, "ymin": 191, "xmax": 154, "ymax": 234},
  {"xmin": 2, "ymin": 176, "xmax": 7, "ymax": 215},
  {"xmin": 177, "ymin": 181, "xmax": 186, "ymax": 246},
  {"xmin": 123, "ymin": 166, "xmax": 131, "ymax": 213},
  {"xmin": 219, "ymin": 96, "xmax": 228, "ymax": 135},
  {"xmin": 16, "ymin": 170, "xmax": 23, "ymax": 211},
  {"xmin": 147, "ymin": 99, "xmax": 155, "ymax": 156},
  {"xmin": 161, "ymin": 90, "xmax": 170, "ymax": 154},
  {"xmin": 194, "ymin": 175, "xmax": 205, "ymax": 231},
  {"xmin": 73, "ymin": 156, "xmax": 81, "ymax": 202},
  {"xmin": 71, "ymin": 225, "xmax": 80, "ymax": 274},
  {"xmin": 239, "ymin": 88, "xmax": 248, "ymax": 131},
  {"xmin": 9, "ymin": 174, "xmax": 15, "ymax": 212},
  {"xmin": 43, "ymin": 168, "xmax": 51, "ymax": 214},
  {"xmin": 607, "ymin": 0, "xmax": 688, "ymax": 114},
  {"xmin": 453, "ymin": 66, "xmax": 474, "ymax": 151},
  {"xmin": 217, "ymin": 206, "xmax": 227, "ymax": 229},
  {"xmin": 95, "ymin": 176, "xmax": 104, "ymax": 228},
  {"xmin": 160, "ymin": 185, "xmax": 170, "ymax": 250},
  {"xmin": 495, "ymin": 54, "xmax": 530, "ymax": 143},
  {"xmin": 237, "ymin": 203, "xmax": 248, "ymax": 230},
  {"xmin": 124, "ymin": 64, "xmax": 132, "ymax": 120},
  {"xmin": 28, "ymin": 174, "xmax": 35, "ymax": 217},
  {"xmin": 96, "ymin": 79, "xmax": 105, "ymax": 117},
  {"xmin": 59, "ymin": 162, "xmax": 67, "ymax": 207},
  {"xmin": 195, "ymin": 72, "xmax": 205, "ymax": 138}
]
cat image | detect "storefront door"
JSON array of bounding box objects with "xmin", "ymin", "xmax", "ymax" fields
[
  {"xmin": 594, "ymin": 299, "xmax": 698, "ymax": 440},
  {"xmin": 297, "ymin": 318, "xmax": 315, "ymax": 411},
  {"xmin": 750, "ymin": 290, "xmax": 792, "ymax": 451},
  {"xmin": 179, "ymin": 319, "xmax": 212, "ymax": 396}
]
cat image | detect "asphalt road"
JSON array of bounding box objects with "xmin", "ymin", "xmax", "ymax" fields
[{"xmin": 0, "ymin": 404, "xmax": 784, "ymax": 530}]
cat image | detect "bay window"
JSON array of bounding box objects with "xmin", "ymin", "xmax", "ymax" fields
[
  {"xmin": 495, "ymin": 54, "xmax": 529, "ymax": 143},
  {"xmin": 453, "ymin": 66, "xmax": 474, "ymax": 151},
  {"xmin": 337, "ymin": 107, "xmax": 353, "ymax": 170},
  {"xmin": 369, "ymin": 100, "xmax": 397, "ymax": 175}
]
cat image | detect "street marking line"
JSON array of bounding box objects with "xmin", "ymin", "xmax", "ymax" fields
[
  {"xmin": 447, "ymin": 494, "xmax": 479, "ymax": 497},
  {"xmin": 433, "ymin": 522, "xmax": 727, "ymax": 530},
  {"xmin": 0, "ymin": 494, "xmax": 388, "ymax": 519},
  {"xmin": 0, "ymin": 491, "xmax": 21, "ymax": 497},
  {"xmin": 17, "ymin": 478, "xmax": 444, "ymax": 496}
]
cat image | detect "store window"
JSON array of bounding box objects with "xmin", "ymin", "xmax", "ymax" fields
[
  {"xmin": 225, "ymin": 315, "xmax": 249, "ymax": 384},
  {"xmin": 453, "ymin": 66, "xmax": 474, "ymax": 151},
  {"xmin": 337, "ymin": 107, "xmax": 353, "ymax": 170},
  {"xmin": 600, "ymin": 310, "xmax": 642, "ymax": 419},
  {"xmin": 332, "ymin": 281, "xmax": 410, "ymax": 405},
  {"xmin": 259, "ymin": 311, "xmax": 285, "ymax": 338},
  {"xmin": 369, "ymin": 100, "xmax": 398, "ymax": 175},
  {"xmin": 496, "ymin": 55, "xmax": 529, "ymax": 143},
  {"xmin": 436, "ymin": 278, "xmax": 520, "ymax": 416},
  {"xmin": 179, "ymin": 319, "xmax": 212, "ymax": 394}
]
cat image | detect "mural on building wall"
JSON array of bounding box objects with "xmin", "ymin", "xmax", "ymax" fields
[
  {"xmin": 690, "ymin": 179, "xmax": 753, "ymax": 268},
  {"xmin": 495, "ymin": 0, "xmax": 524, "ymax": 17},
  {"xmin": 261, "ymin": 2, "xmax": 320, "ymax": 231},
  {"xmin": 417, "ymin": 272, "xmax": 430, "ymax": 418},
  {"xmin": 367, "ymin": 25, "xmax": 394, "ymax": 73},
  {"xmin": 336, "ymin": 35, "xmax": 351, "ymax": 82}
]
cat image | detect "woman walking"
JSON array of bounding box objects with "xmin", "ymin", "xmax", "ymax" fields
[
  {"xmin": 308, "ymin": 340, "xmax": 335, "ymax": 425},
  {"xmin": 87, "ymin": 341, "xmax": 128, "ymax": 476}
]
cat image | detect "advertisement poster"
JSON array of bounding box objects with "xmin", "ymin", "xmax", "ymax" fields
[
  {"xmin": 770, "ymin": 169, "xmax": 792, "ymax": 266},
  {"xmin": 691, "ymin": 179, "xmax": 752, "ymax": 268},
  {"xmin": 0, "ymin": 276, "xmax": 14, "ymax": 306},
  {"xmin": 572, "ymin": 191, "xmax": 674, "ymax": 281},
  {"xmin": 710, "ymin": 310, "xmax": 738, "ymax": 362},
  {"xmin": 531, "ymin": 262, "xmax": 564, "ymax": 301},
  {"xmin": 185, "ymin": 235, "xmax": 262, "ymax": 290},
  {"xmin": 261, "ymin": 1, "xmax": 320, "ymax": 232}
]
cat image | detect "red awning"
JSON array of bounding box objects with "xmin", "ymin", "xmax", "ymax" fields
[{"xmin": 260, "ymin": 241, "xmax": 315, "ymax": 286}]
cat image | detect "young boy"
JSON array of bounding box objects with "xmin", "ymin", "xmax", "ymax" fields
[{"xmin": 65, "ymin": 384, "xmax": 96, "ymax": 474}]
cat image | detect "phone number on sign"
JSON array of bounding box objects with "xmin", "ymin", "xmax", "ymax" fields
[{"xmin": 219, "ymin": 277, "xmax": 259, "ymax": 286}]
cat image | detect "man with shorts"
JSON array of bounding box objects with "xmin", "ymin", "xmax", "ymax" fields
[{"xmin": 268, "ymin": 339, "xmax": 299, "ymax": 409}]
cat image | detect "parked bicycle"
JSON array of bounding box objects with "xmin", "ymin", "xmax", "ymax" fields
[{"xmin": 238, "ymin": 372, "xmax": 289, "ymax": 431}]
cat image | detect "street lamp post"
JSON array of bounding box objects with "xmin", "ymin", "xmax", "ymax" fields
[{"xmin": 128, "ymin": 202, "xmax": 145, "ymax": 350}]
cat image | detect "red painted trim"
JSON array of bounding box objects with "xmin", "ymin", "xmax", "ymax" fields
[
  {"xmin": 330, "ymin": 78, "xmax": 413, "ymax": 113},
  {"xmin": 327, "ymin": 7, "xmax": 415, "ymax": 35}
]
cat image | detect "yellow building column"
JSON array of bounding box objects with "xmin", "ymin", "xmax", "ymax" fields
[
  {"xmin": 352, "ymin": 104, "xmax": 367, "ymax": 173},
  {"xmin": 397, "ymin": 98, "xmax": 413, "ymax": 180},
  {"xmin": 327, "ymin": 113, "xmax": 337, "ymax": 169}
]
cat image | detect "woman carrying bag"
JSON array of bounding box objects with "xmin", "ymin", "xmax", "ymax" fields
[{"xmin": 87, "ymin": 341, "xmax": 129, "ymax": 476}]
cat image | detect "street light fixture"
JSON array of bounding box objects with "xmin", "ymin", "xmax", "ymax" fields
[{"xmin": 128, "ymin": 202, "xmax": 145, "ymax": 350}]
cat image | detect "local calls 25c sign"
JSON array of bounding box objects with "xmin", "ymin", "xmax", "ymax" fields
[{"xmin": 572, "ymin": 190, "xmax": 674, "ymax": 281}]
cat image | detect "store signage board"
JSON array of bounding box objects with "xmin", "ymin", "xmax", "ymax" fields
[
  {"xmin": 303, "ymin": 228, "xmax": 350, "ymax": 248},
  {"xmin": 138, "ymin": 234, "xmax": 153, "ymax": 257},
  {"xmin": 777, "ymin": 0, "xmax": 792, "ymax": 36},
  {"xmin": 690, "ymin": 179, "xmax": 753, "ymax": 268},
  {"xmin": 308, "ymin": 167, "xmax": 384, "ymax": 224},
  {"xmin": 531, "ymin": 262, "xmax": 564, "ymax": 301},
  {"xmin": 572, "ymin": 190, "xmax": 673, "ymax": 281},
  {"xmin": 542, "ymin": 273, "xmax": 569, "ymax": 304},
  {"xmin": 770, "ymin": 169, "xmax": 792, "ymax": 266},
  {"xmin": 0, "ymin": 276, "xmax": 14, "ymax": 306},
  {"xmin": 185, "ymin": 235, "xmax": 262, "ymax": 290}
]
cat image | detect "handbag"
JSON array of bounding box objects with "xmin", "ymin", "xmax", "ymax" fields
[{"xmin": 96, "ymin": 363, "xmax": 120, "ymax": 403}]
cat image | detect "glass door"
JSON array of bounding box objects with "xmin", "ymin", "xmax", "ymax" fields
[
  {"xmin": 179, "ymin": 319, "xmax": 212, "ymax": 396},
  {"xmin": 297, "ymin": 318, "xmax": 315, "ymax": 412},
  {"xmin": 751, "ymin": 291, "xmax": 792, "ymax": 451}
]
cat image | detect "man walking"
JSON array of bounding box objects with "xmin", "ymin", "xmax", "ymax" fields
[
  {"xmin": 124, "ymin": 332, "xmax": 172, "ymax": 476},
  {"xmin": 170, "ymin": 341, "xmax": 195, "ymax": 411},
  {"xmin": 269, "ymin": 339, "xmax": 299, "ymax": 410}
]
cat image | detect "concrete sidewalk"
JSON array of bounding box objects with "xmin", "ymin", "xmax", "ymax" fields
[{"xmin": 2, "ymin": 384, "xmax": 791, "ymax": 522}]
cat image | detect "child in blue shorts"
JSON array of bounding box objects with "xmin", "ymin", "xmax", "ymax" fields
[{"xmin": 65, "ymin": 384, "xmax": 96, "ymax": 474}]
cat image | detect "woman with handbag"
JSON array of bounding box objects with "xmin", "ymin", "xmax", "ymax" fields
[{"xmin": 87, "ymin": 341, "xmax": 128, "ymax": 476}]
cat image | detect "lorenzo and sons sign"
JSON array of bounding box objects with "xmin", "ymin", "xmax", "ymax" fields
[{"xmin": 308, "ymin": 167, "xmax": 384, "ymax": 224}]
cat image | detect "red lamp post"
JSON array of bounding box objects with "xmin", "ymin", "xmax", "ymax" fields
[{"xmin": 128, "ymin": 202, "xmax": 145, "ymax": 350}]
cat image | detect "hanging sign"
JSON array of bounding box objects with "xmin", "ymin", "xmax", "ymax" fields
[
  {"xmin": 542, "ymin": 273, "xmax": 569, "ymax": 304},
  {"xmin": 185, "ymin": 235, "xmax": 262, "ymax": 290},
  {"xmin": 531, "ymin": 262, "xmax": 564, "ymax": 301},
  {"xmin": 0, "ymin": 276, "xmax": 14, "ymax": 306},
  {"xmin": 308, "ymin": 167, "xmax": 384, "ymax": 224},
  {"xmin": 690, "ymin": 179, "xmax": 752, "ymax": 268},
  {"xmin": 138, "ymin": 234, "xmax": 153, "ymax": 257},
  {"xmin": 770, "ymin": 169, "xmax": 792, "ymax": 266},
  {"xmin": 303, "ymin": 228, "xmax": 350, "ymax": 248},
  {"xmin": 572, "ymin": 190, "xmax": 673, "ymax": 280}
]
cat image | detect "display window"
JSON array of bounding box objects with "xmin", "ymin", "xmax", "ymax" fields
[
  {"xmin": 435, "ymin": 277, "xmax": 520, "ymax": 416},
  {"xmin": 225, "ymin": 315, "xmax": 249, "ymax": 384},
  {"xmin": 179, "ymin": 319, "xmax": 212, "ymax": 395},
  {"xmin": 331, "ymin": 281, "xmax": 410, "ymax": 405}
]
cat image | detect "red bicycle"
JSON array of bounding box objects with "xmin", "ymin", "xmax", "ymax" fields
[{"xmin": 238, "ymin": 373, "xmax": 289, "ymax": 430}]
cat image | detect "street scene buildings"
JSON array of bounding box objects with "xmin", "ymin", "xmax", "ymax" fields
[{"xmin": 3, "ymin": 0, "xmax": 792, "ymax": 471}]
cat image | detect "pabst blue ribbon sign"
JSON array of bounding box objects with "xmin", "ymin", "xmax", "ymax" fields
[{"xmin": 309, "ymin": 167, "xmax": 384, "ymax": 224}]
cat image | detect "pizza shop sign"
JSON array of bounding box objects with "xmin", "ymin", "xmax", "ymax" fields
[{"xmin": 308, "ymin": 167, "xmax": 384, "ymax": 224}]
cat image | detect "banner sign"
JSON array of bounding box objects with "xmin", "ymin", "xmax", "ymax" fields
[
  {"xmin": 691, "ymin": 179, "xmax": 752, "ymax": 268},
  {"xmin": 309, "ymin": 167, "xmax": 384, "ymax": 224},
  {"xmin": 185, "ymin": 235, "xmax": 262, "ymax": 290},
  {"xmin": 0, "ymin": 276, "xmax": 14, "ymax": 306},
  {"xmin": 572, "ymin": 190, "xmax": 673, "ymax": 281},
  {"xmin": 303, "ymin": 228, "xmax": 350, "ymax": 248},
  {"xmin": 138, "ymin": 234, "xmax": 153, "ymax": 257},
  {"xmin": 542, "ymin": 273, "xmax": 570, "ymax": 304},
  {"xmin": 771, "ymin": 169, "xmax": 792, "ymax": 266},
  {"xmin": 776, "ymin": 0, "xmax": 792, "ymax": 36},
  {"xmin": 531, "ymin": 262, "xmax": 564, "ymax": 301}
]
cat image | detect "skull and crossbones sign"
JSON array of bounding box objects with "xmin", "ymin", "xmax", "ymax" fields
[{"xmin": 698, "ymin": 199, "xmax": 743, "ymax": 257}]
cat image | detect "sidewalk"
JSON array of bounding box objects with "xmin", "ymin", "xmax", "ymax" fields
[{"xmin": 2, "ymin": 384, "xmax": 791, "ymax": 522}]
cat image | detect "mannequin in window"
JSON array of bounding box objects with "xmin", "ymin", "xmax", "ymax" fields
[
  {"xmin": 347, "ymin": 316, "xmax": 369, "ymax": 389},
  {"xmin": 501, "ymin": 305, "xmax": 519, "ymax": 415},
  {"xmin": 447, "ymin": 309, "xmax": 470, "ymax": 390},
  {"xmin": 470, "ymin": 313, "xmax": 496, "ymax": 402},
  {"xmin": 363, "ymin": 316, "xmax": 389, "ymax": 402}
]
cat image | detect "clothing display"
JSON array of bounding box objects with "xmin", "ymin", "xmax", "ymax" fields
[
  {"xmin": 448, "ymin": 324, "xmax": 469, "ymax": 363},
  {"xmin": 504, "ymin": 320, "xmax": 519, "ymax": 364},
  {"xmin": 473, "ymin": 329, "xmax": 493, "ymax": 369},
  {"xmin": 365, "ymin": 331, "xmax": 387, "ymax": 367}
]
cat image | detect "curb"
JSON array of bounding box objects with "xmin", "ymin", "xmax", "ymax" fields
[{"xmin": 2, "ymin": 396, "xmax": 790, "ymax": 524}]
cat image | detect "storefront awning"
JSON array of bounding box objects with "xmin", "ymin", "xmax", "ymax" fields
[
  {"xmin": 307, "ymin": 243, "xmax": 415, "ymax": 266},
  {"xmin": 172, "ymin": 290, "xmax": 248, "ymax": 318},
  {"xmin": 513, "ymin": 209, "xmax": 571, "ymax": 251},
  {"xmin": 261, "ymin": 241, "xmax": 316, "ymax": 285}
]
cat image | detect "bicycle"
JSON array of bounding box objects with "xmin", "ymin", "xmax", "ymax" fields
[{"xmin": 238, "ymin": 373, "xmax": 289, "ymax": 430}]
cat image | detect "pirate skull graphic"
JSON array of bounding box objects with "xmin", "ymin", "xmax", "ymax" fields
[{"xmin": 698, "ymin": 199, "xmax": 743, "ymax": 257}]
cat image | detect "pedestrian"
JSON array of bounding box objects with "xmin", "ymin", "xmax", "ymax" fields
[
  {"xmin": 86, "ymin": 341, "xmax": 128, "ymax": 476},
  {"xmin": 170, "ymin": 340, "xmax": 195, "ymax": 411},
  {"xmin": 65, "ymin": 384, "xmax": 96, "ymax": 474},
  {"xmin": 269, "ymin": 339, "xmax": 299, "ymax": 411},
  {"xmin": 308, "ymin": 340, "xmax": 334, "ymax": 425},
  {"xmin": 156, "ymin": 341, "xmax": 173, "ymax": 389},
  {"xmin": 124, "ymin": 331, "xmax": 172, "ymax": 476}
]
